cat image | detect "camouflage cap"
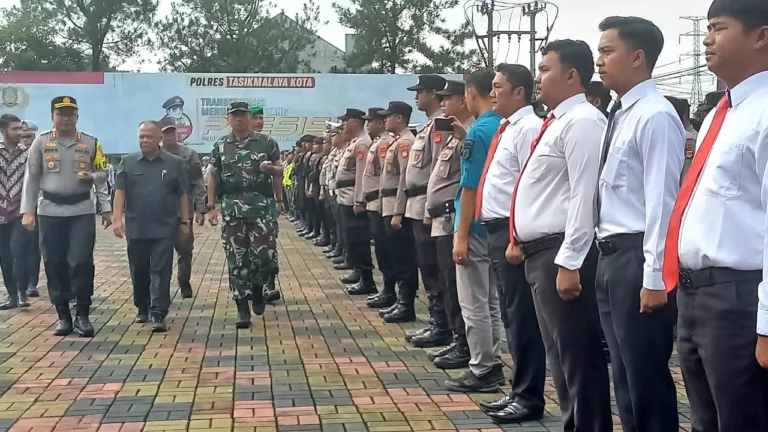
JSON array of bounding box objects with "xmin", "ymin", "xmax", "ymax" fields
[{"xmin": 227, "ymin": 101, "xmax": 250, "ymax": 114}]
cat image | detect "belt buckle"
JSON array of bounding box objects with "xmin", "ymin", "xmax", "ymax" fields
[
  {"xmin": 679, "ymin": 269, "xmax": 694, "ymax": 290},
  {"xmin": 596, "ymin": 239, "xmax": 616, "ymax": 256}
]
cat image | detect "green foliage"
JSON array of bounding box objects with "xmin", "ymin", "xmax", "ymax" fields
[{"xmin": 156, "ymin": 0, "xmax": 326, "ymax": 73}]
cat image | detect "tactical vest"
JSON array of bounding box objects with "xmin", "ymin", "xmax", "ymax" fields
[{"xmin": 216, "ymin": 135, "xmax": 274, "ymax": 199}]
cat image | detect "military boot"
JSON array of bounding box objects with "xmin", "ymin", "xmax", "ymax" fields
[
  {"xmin": 252, "ymin": 285, "xmax": 266, "ymax": 316},
  {"xmin": 411, "ymin": 325, "xmax": 452, "ymax": 348},
  {"xmin": 74, "ymin": 305, "xmax": 95, "ymax": 337},
  {"xmin": 53, "ymin": 305, "xmax": 73, "ymax": 336},
  {"xmin": 347, "ymin": 271, "xmax": 376, "ymax": 296},
  {"xmin": 427, "ymin": 335, "xmax": 458, "ymax": 361},
  {"xmin": 433, "ymin": 335, "xmax": 471, "ymax": 369},
  {"xmin": 264, "ymin": 275, "xmax": 281, "ymax": 303},
  {"xmin": 340, "ymin": 270, "xmax": 360, "ymax": 285},
  {"xmin": 366, "ymin": 283, "xmax": 396, "ymax": 309},
  {"xmin": 235, "ymin": 298, "xmax": 252, "ymax": 329},
  {"xmin": 383, "ymin": 283, "xmax": 416, "ymax": 323},
  {"xmin": 405, "ymin": 318, "xmax": 434, "ymax": 342},
  {"xmin": 378, "ymin": 302, "xmax": 399, "ymax": 318}
]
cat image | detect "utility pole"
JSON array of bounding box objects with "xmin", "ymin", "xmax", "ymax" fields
[
  {"xmin": 680, "ymin": 16, "xmax": 706, "ymax": 108},
  {"xmin": 478, "ymin": 0, "xmax": 548, "ymax": 71}
]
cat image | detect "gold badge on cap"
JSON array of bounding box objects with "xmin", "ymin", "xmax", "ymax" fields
[
  {"xmin": 63, "ymin": 97, "xmax": 71, "ymax": 104},
  {"xmin": 47, "ymin": 162, "xmax": 55, "ymax": 169}
]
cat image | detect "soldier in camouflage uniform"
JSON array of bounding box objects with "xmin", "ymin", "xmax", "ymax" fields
[{"xmin": 206, "ymin": 102, "xmax": 283, "ymax": 329}]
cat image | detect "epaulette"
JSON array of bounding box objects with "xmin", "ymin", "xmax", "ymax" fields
[{"xmin": 39, "ymin": 130, "xmax": 54, "ymax": 138}]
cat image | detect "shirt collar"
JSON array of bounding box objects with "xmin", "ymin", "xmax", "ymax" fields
[
  {"xmin": 617, "ymin": 79, "xmax": 656, "ymax": 111},
  {"xmin": 552, "ymin": 93, "xmax": 587, "ymax": 119},
  {"xmin": 428, "ymin": 109, "xmax": 444, "ymax": 120},
  {"xmin": 139, "ymin": 151, "xmax": 162, "ymax": 161},
  {"xmin": 506, "ymin": 105, "xmax": 535, "ymax": 125},
  {"xmin": 729, "ymin": 71, "xmax": 768, "ymax": 107}
]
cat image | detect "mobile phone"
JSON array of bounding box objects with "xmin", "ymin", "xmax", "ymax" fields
[{"xmin": 434, "ymin": 117, "xmax": 453, "ymax": 132}]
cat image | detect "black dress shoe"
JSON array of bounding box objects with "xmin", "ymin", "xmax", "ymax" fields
[
  {"xmin": 333, "ymin": 262, "xmax": 352, "ymax": 271},
  {"xmin": 427, "ymin": 340, "xmax": 457, "ymax": 361},
  {"xmin": 54, "ymin": 318, "xmax": 74, "ymax": 336},
  {"xmin": 433, "ymin": 342, "xmax": 471, "ymax": 369},
  {"xmin": 0, "ymin": 297, "xmax": 18, "ymax": 310},
  {"xmin": 478, "ymin": 393, "xmax": 515, "ymax": 412},
  {"xmin": 236, "ymin": 299, "xmax": 251, "ymax": 329},
  {"xmin": 151, "ymin": 316, "xmax": 168, "ymax": 333},
  {"xmin": 135, "ymin": 313, "xmax": 149, "ymax": 323},
  {"xmin": 327, "ymin": 250, "xmax": 343, "ymax": 259},
  {"xmin": 383, "ymin": 305, "xmax": 416, "ymax": 323},
  {"xmin": 366, "ymin": 292, "xmax": 396, "ymax": 309},
  {"xmin": 378, "ymin": 303, "xmax": 399, "ymax": 318},
  {"xmin": 314, "ymin": 238, "xmax": 330, "ymax": 247},
  {"xmin": 347, "ymin": 283, "xmax": 377, "ymax": 296},
  {"xmin": 331, "ymin": 256, "xmax": 346, "ymax": 265},
  {"xmin": 179, "ymin": 283, "xmax": 193, "ymax": 299},
  {"xmin": 410, "ymin": 328, "xmax": 453, "ymax": 348},
  {"xmin": 322, "ymin": 245, "xmax": 335, "ymax": 253},
  {"xmin": 405, "ymin": 325, "xmax": 432, "ymax": 342},
  {"xmin": 74, "ymin": 316, "xmax": 95, "ymax": 337},
  {"xmin": 27, "ymin": 286, "xmax": 40, "ymax": 297},
  {"xmin": 306, "ymin": 232, "xmax": 320, "ymax": 240},
  {"xmin": 444, "ymin": 369, "xmax": 501, "ymax": 393},
  {"xmin": 340, "ymin": 271, "xmax": 360, "ymax": 284},
  {"xmin": 487, "ymin": 402, "xmax": 543, "ymax": 424}
]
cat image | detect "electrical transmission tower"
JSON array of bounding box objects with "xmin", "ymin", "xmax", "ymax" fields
[{"xmin": 680, "ymin": 16, "xmax": 706, "ymax": 108}]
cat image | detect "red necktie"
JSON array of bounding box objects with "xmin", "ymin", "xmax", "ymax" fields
[
  {"xmin": 662, "ymin": 94, "xmax": 731, "ymax": 292},
  {"xmin": 475, "ymin": 121, "xmax": 510, "ymax": 220},
  {"xmin": 509, "ymin": 114, "xmax": 555, "ymax": 244}
]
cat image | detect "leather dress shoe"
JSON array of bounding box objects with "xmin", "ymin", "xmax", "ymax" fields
[
  {"xmin": 333, "ymin": 262, "xmax": 352, "ymax": 271},
  {"xmin": 340, "ymin": 271, "xmax": 360, "ymax": 284},
  {"xmin": 0, "ymin": 296, "xmax": 18, "ymax": 310},
  {"xmin": 383, "ymin": 305, "xmax": 416, "ymax": 323},
  {"xmin": 305, "ymin": 232, "xmax": 320, "ymax": 240},
  {"xmin": 427, "ymin": 340, "xmax": 457, "ymax": 361},
  {"xmin": 313, "ymin": 238, "xmax": 330, "ymax": 247},
  {"xmin": 487, "ymin": 402, "xmax": 543, "ymax": 424},
  {"xmin": 74, "ymin": 316, "xmax": 95, "ymax": 337},
  {"xmin": 479, "ymin": 393, "xmax": 515, "ymax": 412},
  {"xmin": 331, "ymin": 256, "xmax": 346, "ymax": 265},
  {"xmin": 378, "ymin": 303, "xmax": 399, "ymax": 318},
  {"xmin": 405, "ymin": 325, "xmax": 432, "ymax": 342},
  {"xmin": 27, "ymin": 286, "xmax": 40, "ymax": 297},
  {"xmin": 410, "ymin": 328, "xmax": 452, "ymax": 348},
  {"xmin": 323, "ymin": 244, "xmax": 335, "ymax": 253},
  {"xmin": 366, "ymin": 292, "xmax": 396, "ymax": 309}
]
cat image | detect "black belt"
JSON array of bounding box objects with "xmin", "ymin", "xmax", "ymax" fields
[
  {"xmin": 381, "ymin": 188, "xmax": 397, "ymax": 198},
  {"xmin": 405, "ymin": 185, "xmax": 427, "ymax": 198},
  {"xmin": 678, "ymin": 267, "xmax": 761, "ymax": 291},
  {"xmin": 518, "ymin": 233, "xmax": 565, "ymax": 258},
  {"xmin": 364, "ymin": 190, "xmax": 379, "ymax": 203},
  {"xmin": 336, "ymin": 179, "xmax": 355, "ymax": 189},
  {"xmin": 482, "ymin": 218, "xmax": 509, "ymax": 235},
  {"xmin": 427, "ymin": 201, "xmax": 455, "ymax": 219},
  {"xmin": 43, "ymin": 191, "xmax": 91, "ymax": 205},
  {"xmin": 596, "ymin": 232, "xmax": 644, "ymax": 256}
]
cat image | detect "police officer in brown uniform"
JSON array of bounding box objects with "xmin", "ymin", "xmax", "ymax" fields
[
  {"xmin": 419, "ymin": 80, "xmax": 475, "ymax": 357},
  {"xmin": 358, "ymin": 108, "xmax": 397, "ymax": 306},
  {"xmin": 377, "ymin": 102, "xmax": 419, "ymax": 323},
  {"xmin": 399, "ymin": 74, "xmax": 447, "ymax": 330},
  {"xmin": 335, "ymin": 109, "xmax": 376, "ymax": 293},
  {"xmin": 328, "ymin": 132, "xmax": 348, "ymax": 265}
]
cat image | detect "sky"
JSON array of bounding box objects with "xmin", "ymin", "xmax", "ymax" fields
[{"xmin": 1, "ymin": 0, "xmax": 716, "ymax": 97}]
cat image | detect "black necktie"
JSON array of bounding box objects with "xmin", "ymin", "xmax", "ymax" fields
[{"xmin": 598, "ymin": 101, "xmax": 622, "ymax": 175}]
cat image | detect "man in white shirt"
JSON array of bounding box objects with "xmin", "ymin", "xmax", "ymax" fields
[
  {"xmin": 595, "ymin": 17, "xmax": 684, "ymax": 432},
  {"xmin": 507, "ymin": 39, "xmax": 611, "ymax": 431},
  {"xmin": 665, "ymin": 1, "xmax": 768, "ymax": 430},
  {"xmin": 474, "ymin": 64, "xmax": 546, "ymax": 424}
]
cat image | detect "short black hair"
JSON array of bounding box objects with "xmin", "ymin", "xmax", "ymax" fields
[
  {"xmin": 708, "ymin": 0, "xmax": 768, "ymax": 31},
  {"xmin": 494, "ymin": 63, "xmax": 535, "ymax": 103},
  {"xmin": 0, "ymin": 114, "xmax": 21, "ymax": 130},
  {"xmin": 465, "ymin": 70, "xmax": 495, "ymax": 98},
  {"xmin": 665, "ymin": 96, "xmax": 691, "ymax": 124},
  {"xmin": 585, "ymin": 81, "xmax": 612, "ymax": 112},
  {"xmin": 541, "ymin": 39, "xmax": 595, "ymax": 88},
  {"xmin": 598, "ymin": 16, "xmax": 664, "ymax": 70}
]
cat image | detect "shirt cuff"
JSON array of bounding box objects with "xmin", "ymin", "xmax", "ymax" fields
[
  {"xmin": 553, "ymin": 246, "xmax": 584, "ymax": 271},
  {"xmin": 642, "ymin": 271, "xmax": 665, "ymax": 291},
  {"xmin": 758, "ymin": 309, "xmax": 768, "ymax": 337}
]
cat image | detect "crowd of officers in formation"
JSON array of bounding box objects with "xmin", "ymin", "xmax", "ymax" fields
[{"xmin": 279, "ymin": 2, "xmax": 768, "ymax": 431}]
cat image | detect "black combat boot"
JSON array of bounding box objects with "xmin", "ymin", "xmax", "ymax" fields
[
  {"xmin": 235, "ymin": 298, "xmax": 252, "ymax": 329},
  {"xmin": 427, "ymin": 336, "xmax": 458, "ymax": 361},
  {"xmin": 0, "ymin": 290, "xmax": 18, "ymax": 310},
  {"xmin": 383, "ymin": 284, "xmax": 416, "ymax": 323},
  {"xmin": 366, "ymin": 283, "xmax": 396, "ymax": 309},
  {"xmin": 411, "ymin": 309, "xmax": 452, "ymax": 348},
  {"xmin": 74, "ymin": 305, "xmax": 95, "ymax": 337},
  {"xmin": 340, "ymin": 270, "xmax": 360, "ymax": 285},
  {"xmin": 378, "ymin": 302, "xmax": 399, "ymax": 318},
  {"xmin": 405, "ymin": 319, "xmax": 434, "ymax": 342},
  {"xmin": 333, "ymin": 260, "xmax": 352, "ymax": 271},
  {"xmin": 313, "ymin": 237, "xmax": 330, "ymax": 247},
  {"xmin": 347, "ymin": 271, "xmax": 376, "ymax": 296},
  {"xmin": 252, "ymin": 285, "xmax": 266, "ymax": 316},
  {"xmin": 27, "ymin": 285, "xmax": 40, "ymax": 298},
  {"xmin": 326, "ymin": 247, "xmax": 343, "ymax": 259},
  {"xmin": 433, "ymin": 334, "xmax": 471, "ymax": 369},
  {"xmin": 264, "ymin": 275, "xmax": 281, "ymax": 303},
  {"xmin": 53, "ymin": 305, "xmax": 73, "ymax": 336}
]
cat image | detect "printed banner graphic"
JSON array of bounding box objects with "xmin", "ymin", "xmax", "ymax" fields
[{"xmin": 0, "ymin": 72, "xmax": 461, "ymax": 154}]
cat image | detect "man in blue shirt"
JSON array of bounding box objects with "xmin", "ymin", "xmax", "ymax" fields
[{"xmin": 444, "ymin": 70, "xmax": 505, "ymax": 393}]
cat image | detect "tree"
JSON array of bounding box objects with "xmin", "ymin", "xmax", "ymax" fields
[
  {"xmin": 413, "ymin": 22, "xmax": 485, "ymax": 74},
  {"xmin": 0, "ymin": 2, "xmax": 88, "ymax": 71},
  {"xmin": 40, "ymin": 0, "xmax": 158, "ymax": 71},
  {"xmin": 332, "ymin": 0, "xmax": 460, "ymax": 74},
  {"xmin": 156, "ymin": 0, "xmax": 324, "ymax": 73}
]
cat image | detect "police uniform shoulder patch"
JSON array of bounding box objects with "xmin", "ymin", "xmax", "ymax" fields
[
  {"xmin": 378, "ymin": 145, "xmax": 388, "ymax": 159},
  {"xmin": 399, "ymin": 142, "xmax": 410, "ymax": 159},
  {"xmin": 356, "ymin": 147, "xmax": 365, "ymax": 160},
  {"xmin": 433, "ymin": 131, "xmax": 443, "ymax": 145},
  {"xmin": 462, "ymin": 139, "xmax": 475, "ymax": 160}
]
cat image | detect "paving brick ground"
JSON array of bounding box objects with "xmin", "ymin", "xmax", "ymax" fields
[{"xmin": 0, "ymin": 218, "xmax": 692, "ymax": 432}]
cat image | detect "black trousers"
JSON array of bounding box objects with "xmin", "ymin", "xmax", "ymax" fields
[
  {"xmin": 524, "ymin": 240, "xmax": 611, "ymax": 432},
  {"xmin": 383, "ymin": 216, "xmax": 419, "ymax": 300},
  {"xmin": 677, "ymin": 270, "xmax": 768, "ymax": 432},
  {"xmin": 340, "ymin": 205, "xmax": 373, "ymax": 276},
  {"xmin": 596, "ymin": 244, "xmax": 678, "ymax": 432},
  {"xmin": 324, "ymin": 197, "xmax": 336, "ymax": 244},
  {"xmin": 39, "ymin": 214, "xmax": 96, "ymax": 312},
  {"xmin": 0, "ymin": 219, "xmax": 32, "ymax": 297},
  {"xmin": 304, "ymin": 194, "xmax": 315, "ymax": 227},
  {"xmin": 487, "ymin": 226, "xmax": 545, "ymax": 413},
  {"xmin": 312, "ymin": 197, "xmax": 324, "ymax": 236},
  {"xmin": 435, "ymin": 235, "xmax": 464, "ymax": 335},
  {"xmin": 29, "ymin": 217, "xmax": 40, "ymax": 288},
  {"xmin": 128, "ymin": 237, "xmax": 174, "ymax": 318},
  {"xmin": 334, "ymin": 202, "xmax": 346, "ymax": 254},
  {"xmin": 368, "ymin": 212, "xmax": 396, "ymax": 291},
  {"xmin": 412, "ymin": 219, "xmax": 445, "ymax": 327}
]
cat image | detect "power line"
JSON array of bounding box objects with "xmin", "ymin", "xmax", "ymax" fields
[{"xmin": 680, "ymin": 16, "xmax": 706, "ymax": 108}]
